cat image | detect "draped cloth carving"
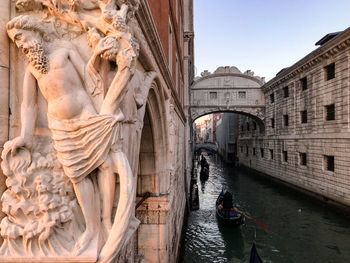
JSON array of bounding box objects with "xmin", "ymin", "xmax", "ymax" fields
[{"xmin": 49, "ymin": 115, "xmax": 120, "ymax": 184}]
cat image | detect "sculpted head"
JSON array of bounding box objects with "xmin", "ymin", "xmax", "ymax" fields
[
  {"xmin": 7, "ymin": 15, "xmax": 49, "ymax": 74},
  {"xmin": 7, "ymin": 15, "xmax": 48, "ymax": 48}
]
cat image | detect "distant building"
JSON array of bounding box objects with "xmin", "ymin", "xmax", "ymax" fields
[
  {"xmin": 195, "ymin": 114, "xmax": 214, "ymax": 143},
  {"xmin": 215, "ymin": 113, "xmax": 240, "ymax": 163}
]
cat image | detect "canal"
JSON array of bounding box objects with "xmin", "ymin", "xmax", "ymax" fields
[{"xmin": 180, "ymin": 153, "xmax": 350, "ymax": 263}]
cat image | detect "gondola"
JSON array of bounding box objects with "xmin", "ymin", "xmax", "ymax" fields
[
  {"xmin": 216, "ymin": 191, "xmax": 245, "ymax": 226},
  {"xmin": 249, "ymin": 242, "xmax": 263, "ymax": 263}
]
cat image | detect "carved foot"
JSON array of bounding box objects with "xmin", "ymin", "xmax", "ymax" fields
[{"xmin": 73, "ymin": 230, "xmax": 95, "ymax": 256}]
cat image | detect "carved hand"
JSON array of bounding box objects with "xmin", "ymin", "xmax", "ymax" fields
[
  {"xmin": 95, "ymin": 37, "xmax": 115, "ymax": 56},
  {"xmin": 8, "ymin": 136, "xmax": 31, "ymax": 156}
]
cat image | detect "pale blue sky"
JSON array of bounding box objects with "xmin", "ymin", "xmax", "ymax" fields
[{"xmin": 194, "ymin": 0, "xmax": 350, "ymax": 81}]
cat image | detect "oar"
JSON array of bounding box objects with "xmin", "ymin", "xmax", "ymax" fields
[{"xmin": 241, "ymin": 211, "xmax": 269, "ymax": 232}]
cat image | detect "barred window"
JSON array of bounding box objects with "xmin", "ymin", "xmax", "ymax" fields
[
  {"xmin": 209, "ymin": 92, "xmax": 217, "ymax": 99},
  {"xmin": 325, "ymin": 63, "xmax": 335, "ymax": 81},
  {"xmin": 283, "ymin": 114, "xmax": 289, "ymax": 127},
  {"xmin": 301, "ymin": 77, "xmax": 308, "ymax": 91},
  {"xmin": 299, "ymin": 152, "xmax": 307, "ymax": 166},
  {"xmin": 283, "ymin": 151, "xmax": 288, "ymax": 163},
  {"xmin": 324, "ymin": 155, "xmax": 334, "ymax": 172},
  {"xmin": 238, "ymin": 91, "xmax": 246, "ymax": 99},
  {"xmin": 300, "ymin": 110, "xmax": 307, "ymax": 124},
  {"xmin": 325, "ymin": 104, "xmax": 335, "ymax": 121}
]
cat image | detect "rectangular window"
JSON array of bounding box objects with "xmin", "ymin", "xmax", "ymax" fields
[
  {"xmin": 300, "ymin": 110, "xmax": 307, "ymax": 124},
  {"xmin": 253, "ymin": 122, "xmax": 257, "ymax": 130},
  {"xmin": 301, "ymin": 77, "xmax": 308, "ymax": 91},
  {"xmin": 283, "ymin": 86, "xmax": 289, "ymax": 98},
  {"xmin": 283, "ymin": 151, "xmax": 288, "ymax": 163},
  {"xmin": 269, "ymin": 149, "xmax": 274, "ymax": 160},
  {"xmin": 241, "ymin": 125, "xmax": 244, "ymax": 132},
  {"xmin": 246, "ymin": 122, "xmax": 250, "ymax": 131},
  {"xmin": 299, "ymin": 152, "xmax": 307, "ymax": 166},
  {"xmin": 238, "ymin": 91, "xmax": 246, "ymax": 99},
  {"xmin": 325, "ymin": 104, "xmax": 335, "ymax": 121},
  {"xmin": 271, "ymin": 118, "xmax": 275, "ymax": 128},
  {"xmin": 283, "ymin": 114, "xmax": 289, "ymax": 127},
  {"xmin": 324, "ymin": 155, "xmax": 335, "ymax": 172},
  {"xmin": 246, "ymin": 146, "xmax": 249, "ymax": 157},
  {"xmin": 270, "ymin": 93, "xmax": 275, "ymax": 103},
  {"xmin": 325, "ymin": 63, "xmax": 335, "ymax": 81},
  {"xmin": 253, "ymin": 148, "xmax": 256, "ymax": 156},
  {"xmin": 209, "ymin": 92, "xmax": 217, "ymax": 99},
  {"xmin": 240, "ymin": 146, "xmax": 243, "ymax": 153},
  {"xmin": 260, "ymin": 148, "xmax": 264, "ymax": 158}
]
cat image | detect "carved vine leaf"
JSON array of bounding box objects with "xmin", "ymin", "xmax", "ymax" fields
[{"xmin": 0, "ymin": 143, "xmax": 75, "ymax": 245}]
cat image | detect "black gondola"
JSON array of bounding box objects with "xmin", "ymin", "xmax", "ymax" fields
[
  {"xmin": 249, "ymin": 242, "xmax": 263, "ymax": 263},
  {"xmin": 216, "ymin": 190, "xmax": 245, "ymax": 226}
]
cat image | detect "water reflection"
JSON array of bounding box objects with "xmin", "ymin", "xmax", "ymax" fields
[
  {"xmin": 180, "ymin": 153, "xmax": 350, "ymax": 263},
  {"xmin": 217, "ymin": 224, "xmax": 245, "ymax": 261}
]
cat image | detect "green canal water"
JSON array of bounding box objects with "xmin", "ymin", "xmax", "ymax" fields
[{"xmin": 180, "ymin": 154, "xmax": 350, "ymax": 263}]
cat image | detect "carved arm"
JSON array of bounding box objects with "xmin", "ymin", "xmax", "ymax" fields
[
  {"xmin": 9, "ymin": 68, "xmax": 38, "ymax": 154},
  {"xmin": 21, "ymin": 68, "xmax": 38, "ymax": 142}
]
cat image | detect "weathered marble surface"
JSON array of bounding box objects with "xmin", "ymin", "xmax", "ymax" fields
[{"xmin": 0, "ymin": 1, "xmax": 157, "ymax": 262}]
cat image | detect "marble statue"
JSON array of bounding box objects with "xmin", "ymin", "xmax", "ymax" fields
[{"xmin": 1, "ymin": 0, "xmax": 156, "ymax": 262}]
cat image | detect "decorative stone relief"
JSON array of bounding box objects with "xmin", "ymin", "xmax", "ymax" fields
[{"xmin": 1, "ymin": 1, "xmax": 156, "ymax": 262}]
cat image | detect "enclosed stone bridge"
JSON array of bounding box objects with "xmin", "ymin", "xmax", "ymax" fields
[
  {"xmin": 194, "ymin": 143, "xmax": 218, "ymax": 153},
  {"xmin": 190, "ymin": 66, "xmax": 266, "ymax": 130}
]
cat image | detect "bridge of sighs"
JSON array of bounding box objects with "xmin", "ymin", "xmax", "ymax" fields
[{"xmin": 190, "ymin": 66, "xmax": 266, "ymax": 130}]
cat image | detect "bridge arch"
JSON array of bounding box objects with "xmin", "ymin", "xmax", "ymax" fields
[
  {"xmin": 194, "ymin": 143, "xmax": 218, "ymax": 153},
  {"xmin": 190, "ymin": 66, "xmax": 266, "ymax": 131},
  {"xmin": 192, "ymin": 109, "xmax": 265, "ymax": 133}
]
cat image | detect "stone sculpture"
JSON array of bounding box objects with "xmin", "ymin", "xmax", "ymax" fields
[{"xmin": 1, "ymin": 0, "xmax": 156, "ymax": 262}]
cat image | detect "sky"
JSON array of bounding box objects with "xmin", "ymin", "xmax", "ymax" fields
[{"xmin": 194, "ymin": 0, "xmax": 350, "ymax": 81}]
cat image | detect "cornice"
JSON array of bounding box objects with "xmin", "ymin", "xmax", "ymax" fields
[
  {"xmin": 263, "ymin": 27, "xmax": 350, "ymax": 92},
  {"xmin": 136, "ymin": 0, "xmax": 186, "ymax": 122},
  {"xmin": 192, "ymin": 72, "xmax": 265, "ymax": 87}
]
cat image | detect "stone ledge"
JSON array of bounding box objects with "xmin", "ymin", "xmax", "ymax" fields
[
  {"xmin": 0, "ymin": 256, "xmax": 97, "ymax": 263},
  {"xmin": 136, "ymin": 196, "xmax": 169, "ymax": 224}
]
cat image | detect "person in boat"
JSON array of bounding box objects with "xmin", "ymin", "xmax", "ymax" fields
[
  {"xmin": 200, "ymin": 154, "xmax": 207, "ymax": 168},
  {"xmin": 223, "ymin": 191, "xmax": 233, "ymax": 217}
]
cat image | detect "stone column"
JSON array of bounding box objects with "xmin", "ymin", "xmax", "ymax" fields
[{"xmin": 0, "ymin": 0, "xmax": 10, "ymax": 220}]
